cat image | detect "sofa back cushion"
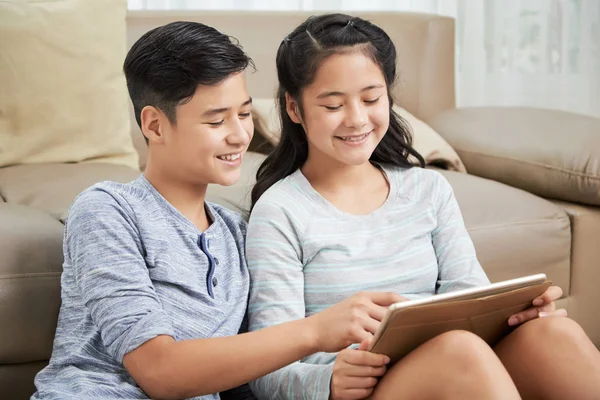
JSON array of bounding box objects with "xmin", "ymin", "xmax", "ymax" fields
[{"xmin": 0, "ymin": 0, "xmax": 139, "ymax": 170}]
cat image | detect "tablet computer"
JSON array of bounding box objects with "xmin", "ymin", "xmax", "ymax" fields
[{"xmin": 369, "ymin": 273, "xmax": 551, "ymax": 361}]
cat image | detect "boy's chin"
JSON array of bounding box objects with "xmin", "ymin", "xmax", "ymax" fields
[{"xmin": 212, "ymin": 171, "xmax": 242, "ymax": 187}]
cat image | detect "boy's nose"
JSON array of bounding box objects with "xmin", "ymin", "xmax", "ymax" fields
[{"xmin": 227, "ymin": 121, "xmax": 252, "ymax": 146}]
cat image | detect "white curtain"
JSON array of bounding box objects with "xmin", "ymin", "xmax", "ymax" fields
[
  {"xmin": 457, "ymin": 0, "xmax": 600, "ymax": 118},
  {"xmin": 128, "ymin": 0, "xmax": 600, "ymax": 118}
]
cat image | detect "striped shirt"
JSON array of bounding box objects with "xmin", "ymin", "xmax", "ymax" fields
[
  {"xmin": 246, "ymin": 165, "xmax": 490, "ymax": 399},
  {"xmin": 32, "ymin": 175, "xmax": 250, "ymax": 400}
]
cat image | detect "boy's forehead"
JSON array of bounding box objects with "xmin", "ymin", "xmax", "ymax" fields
[{"xmin": 189, "ymin": 72, "xmax": 250, "ymax": 109}]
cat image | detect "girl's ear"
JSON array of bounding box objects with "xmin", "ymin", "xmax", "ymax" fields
[{"xmin": 285, "ymin": 92, "xmax": 302, "ymax": 124}]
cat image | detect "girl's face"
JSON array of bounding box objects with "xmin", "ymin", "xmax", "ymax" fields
[{"xmin": 287, "ymin": 51, "xmax": 390, "ymax": 168}]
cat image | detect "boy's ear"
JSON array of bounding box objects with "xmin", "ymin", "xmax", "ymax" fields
[
  {"xmin": 285, "ymin": 92, "xmax": 302, "ymax": 124},
  {"xmin": 140, "ymin": 105, "xmax": 166, "ymax": 144}
]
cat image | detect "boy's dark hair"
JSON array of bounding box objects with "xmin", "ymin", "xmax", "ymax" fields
[
  {"xmin": 251, "ymin": 13, "xmax": 424, "ymax": 210},
  {"xmin": 124, "ymin": 21, "xmax": 254, "ymax": 144}
]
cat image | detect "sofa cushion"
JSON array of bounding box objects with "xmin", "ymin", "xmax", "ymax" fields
[
  {"xmin": 550, "ymin": 200, "xmax": 600, "ymax": 345},
  {"xmin": 0, "ymin": 361, "xmax": 47, "ymax": 400},
  {"xmin": 0, "ymin": 0, "xmax": 138, "ymax": 169},
  {"xmin": 0, "ymin": 204, "xmax": 63, "ymax": 364},
  {"xmin": 429, "ymin": 107, "xmax": 600, "ymax": 206},
  {"xmin": 0, "ymin": 163, "xmax": 141, "ymax": 222},
  {"xmin": 396, "ymin": 106, "xmax": 466, "ymax": 172},
  {"xmin": 439, "ymin": 169, "xmax": 571, "ymax": 292}
]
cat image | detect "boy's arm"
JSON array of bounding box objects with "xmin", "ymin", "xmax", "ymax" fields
[
  {"xmin": 431, "ymin": 174, "xmax": 491, "ymax": 293},
  {"xmin": 123, "ymin": 321, "xmax": 322, "ymax": 399},
  {"xmin": 71, "ymin": 190, "xmax": 394, "ymax": 400}
]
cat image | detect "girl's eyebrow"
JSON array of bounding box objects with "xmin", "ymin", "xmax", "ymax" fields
[{"xmin": 316, "ymin": 84, "xmax": 384, "ymax": 99}]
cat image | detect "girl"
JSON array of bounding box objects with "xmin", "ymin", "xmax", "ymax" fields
[{"xmin": 246, "ymin": 13, "xmax": 600, "ymax": 400}]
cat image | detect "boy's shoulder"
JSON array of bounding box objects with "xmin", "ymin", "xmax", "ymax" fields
[{"xmin": 67, "ymin": 177, "xmax": 147, "ymax": 222}]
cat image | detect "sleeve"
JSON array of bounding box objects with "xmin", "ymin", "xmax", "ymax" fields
[
  {"xmin": 65, "ymin": 189, "xmax": 175, "ymax": 363},
  {"xmin": 431, "ymin": 174, "xmax": 491, "ymax": 294},
  {"xmin": 246, "ymin": 200, "xmax": 333, "ymax": 400}
]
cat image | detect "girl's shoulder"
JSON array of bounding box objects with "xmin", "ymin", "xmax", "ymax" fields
[
  {"xmin": 383, "ymin": 165, "xmax": 453, "ymax": 203},
  {"xmin": 250, "ymin": 170, "xmax": 317, "ymax": 220},
  {"xmin": 253, "ymin": 172, "xmax": 300, "ymax": 206}
]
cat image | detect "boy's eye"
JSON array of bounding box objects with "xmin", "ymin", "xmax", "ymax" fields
[
  {"xmin": 207, "ymin": 120, "xmax": 225, "ymax": 127},
  {"xmin": 364, "ymin": 97, "xmax": 381, "ymax": 104},
  {"xmin": 324, "ymin": 105, "xmax": 342, "ymax": 111}
]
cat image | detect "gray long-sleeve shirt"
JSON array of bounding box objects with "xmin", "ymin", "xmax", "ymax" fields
[
  {"xmin": 32, "ymin": 175, "xmax": 249, "ymax": 399},
  {"xmin": 246, "ymin": 165, "xmax": 490, "ymax": 399}
]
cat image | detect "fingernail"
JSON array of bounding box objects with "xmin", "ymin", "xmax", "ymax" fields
[
  {"xmin": 533, "ymin": 298, "xmax": 544, "ymax": 306},
  {"xmin": 384, "ymin": 356, "xmax": 390, "ymax": 364},
  {"xmin": 508, "ymin": 317, "xmax": 518, "ymax": 326},
  {"xmin": 539, "ymin": 312, "xmax": 549, "ymax": 318}
]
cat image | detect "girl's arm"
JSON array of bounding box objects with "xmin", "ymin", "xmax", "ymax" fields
[
  {"xmin": 431, "ymin": 173, "xmax": 491, "ymax": 293},
  {"xmin": 245, "ymin": 199, "xmax": 340, "ymax": 399}
]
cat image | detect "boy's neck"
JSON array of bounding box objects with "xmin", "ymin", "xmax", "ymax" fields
[{"xmin": 144, "ymin": 162, "xmax": 210, "ymax": 231}]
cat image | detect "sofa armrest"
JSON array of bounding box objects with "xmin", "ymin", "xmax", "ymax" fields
[{"xmin": 428, "ymin": 107, "xmax": 600, "ymax": 206}]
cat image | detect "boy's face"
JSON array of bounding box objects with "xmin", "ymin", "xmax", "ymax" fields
[{"xmin": 158, "ymin": 72, "xmax": 253, "ymax": 187}]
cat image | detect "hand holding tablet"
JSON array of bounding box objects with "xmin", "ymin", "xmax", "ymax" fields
[{"xmin": 369, "ymin": 274, "xmax": 552, "ymax": 363}]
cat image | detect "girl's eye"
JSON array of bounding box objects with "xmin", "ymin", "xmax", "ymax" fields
[
  {"xmin": 324, "ymin": 105, "xmax": 342, "ymax": 111},
  {"xmin": 364, "ymin": 97, "xmax": 381, "ymax": 104},
  {"xmin": 208, "ymin": 120, "xmax": 225, "ymax": 127},
  {"xmin": 239, "ymin": 112, "xmax": 251, "ymax": 118}
]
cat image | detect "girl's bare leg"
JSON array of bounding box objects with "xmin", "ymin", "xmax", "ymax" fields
[
  {"xmin": 495, "ymin": 317, "xmax": 600, "ymax": 400},
  {"xmin": 370, "ymin": 330, "xmax": 521, "ymax": 400}
]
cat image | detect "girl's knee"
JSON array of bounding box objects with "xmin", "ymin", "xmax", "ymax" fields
[
  {"xmin": 428, "ymin": 330, "xmax": 498, "ymax": 367},
  {"xmin": 508, "ymin": 317, "xmax": 590, "ymax": 357},
  {"xmin": 516, "ymin": 317, "xmax": 586, "ymax": 344}
]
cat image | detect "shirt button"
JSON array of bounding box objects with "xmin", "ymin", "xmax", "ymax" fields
[
  {"xmin": 212, "ymin": 276, "xmax": 218, "ymax": 287},
  {"xmin": 214, "ymin": 257, "xmax": 219, "ymax": 265}
]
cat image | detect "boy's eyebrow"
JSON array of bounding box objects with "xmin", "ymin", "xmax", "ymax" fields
[
  {"xmin": 202, "ymin": 97, "xmax": 253, "ymax": 117},
  {"xmin": 316, "ymin": 84, "xmax": 384, "ymax": 99}
]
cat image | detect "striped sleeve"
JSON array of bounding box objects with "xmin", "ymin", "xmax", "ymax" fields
[
  {"xmin": 431, "ymin": 173, "xmax": 491, "ymax": 293},
  {"xmin": 246, "ymin": 199, "xmax": 333, "ymax": 400}
]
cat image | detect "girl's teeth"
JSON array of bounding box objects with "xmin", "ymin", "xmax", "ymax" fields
[{"xmin": 341, "ymin": 133, "xmax": 368, "ymax": 141}]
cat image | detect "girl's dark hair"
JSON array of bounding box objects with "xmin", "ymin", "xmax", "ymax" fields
[
  {"xmin": 124, "ymin": 21, "xmax": 253, "ymax": 144},
  {"xmin": 251, "ymin": 13, "xmax": 424, "ymax": 209}
]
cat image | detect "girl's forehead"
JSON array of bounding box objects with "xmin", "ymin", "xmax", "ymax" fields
[{"xmin": 308, "ymin": 53, "xmax": 386, "ymax": 94}]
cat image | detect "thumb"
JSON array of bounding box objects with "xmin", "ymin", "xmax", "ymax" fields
[{"xmin": 358, "ymin": 338, "xmax": 371, "ymax": 351}]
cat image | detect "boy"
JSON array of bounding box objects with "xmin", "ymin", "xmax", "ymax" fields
[{"xmin": 31, "ymin": 21, "xmax": 401, "ymax": 399}]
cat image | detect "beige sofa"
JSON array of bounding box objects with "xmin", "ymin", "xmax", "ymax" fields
[{"xmin": 1, "ymin": 11, "xmax": 599, "ymax": 399}]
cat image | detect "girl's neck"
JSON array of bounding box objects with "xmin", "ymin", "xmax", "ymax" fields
[{"xmin": 300, "ymin": 151, "xmax": 383, "ymax": 195}]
